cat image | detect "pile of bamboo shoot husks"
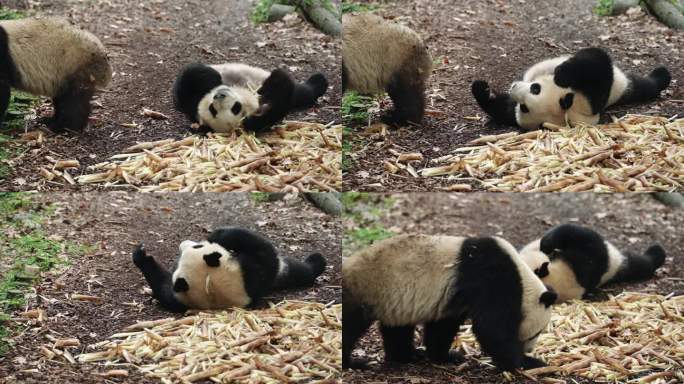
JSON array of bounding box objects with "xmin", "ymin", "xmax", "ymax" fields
[
  {"xmin": 456, "ymin": 292, "xmax": 684, "ymax": 383},
  {"xmin": 76, "ymin": 121, "xmax": 342, "ymax": 192},
  {"xmin": 420, "ymin": 115, "xmax": 683, "ymax": 192},
  {"xmin": 77, "ymin": 301, "xmax": 341, "ymax": 383}
]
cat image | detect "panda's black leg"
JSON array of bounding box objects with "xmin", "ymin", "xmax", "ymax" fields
[
  {"xmin": 384, "ymin": 72, "xmax": 425, "ymax": 126},
  {"xmin": 471, "ymin": 80, "xmax": 518, "ymax": 127},
  {"xmin": 272, "ymin": 253, "xmax": 327, "ymax": 290},
  {"xmin": 131, "ymin": 243, "xmax": 188, "ymax": 313},
  {"xmin": 380, "ymin": 324, "xmax": 416, "ymax": 363},
  {"xmin": 611, "ymin": 244, "xmax": 667, "ymax": 284},
  {"xmin": 0, "ymin": 80, "xmax": 9, "ymax": 123},
  {"xmin": 424, "ymin": 314, "xmax": 466, "ymax": 363},
  {"xmin": 553, "ymin": 48, "xmax": 613, "ymax": 114},
  {"xmin": 51, "ymin": 85, "xmax": 94, "ymax": 132},
  {"xmin": 343, "ymin": 289, "xmax": 374, "ymax": 369},
  {"xmin": 243, "ymin": 68, "xmax": 295, "ymax": 132},
  {"xmin": 290, "ymin": 73, "xmax": 328, "ymax": 111}
]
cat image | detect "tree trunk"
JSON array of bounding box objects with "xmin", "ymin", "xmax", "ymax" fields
[
  {"xmin": 304, "ymin": 193, "xmax": 342, "ymax": 216},
  {"xmin": 268, "ymin": 4, "xmax": 297, "ymax": 22},
  {"xmin": 296, "ymin": 0, "xmax": 342, "ymax": 36},
  {"xmin": 612, "ymin": 0, "xmax": 641, "ymax": 14},
  {"xmin": 652, "ymin": 192, "xmax": 684, "ymax": 208},
  {"xmin": 645, "ymin": 0, "xmax": 684, "ymax": 29}
]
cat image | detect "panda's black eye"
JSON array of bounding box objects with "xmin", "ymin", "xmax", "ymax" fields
[
  {"xmin": 209, "ymin": 104, "xmax": 218, "ymax": 118},
  {"xmin": 520, "ymin": 104, "xmax": 530, "ymax": 113},
  {"xmin": 530, "ymin": 83, "xmax": 541, "ymax": 95},
  {"xmin": 231, "ymin": 101, "xmax": 242, "ymax": 115},
  {"xmin": 192, "ymin": 244, "xmax": 203, "ymax": 249}
]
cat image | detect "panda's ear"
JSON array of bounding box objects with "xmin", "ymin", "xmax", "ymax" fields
[
  {"xmin": 539, "ymin": 290, "xmax": 557, "ymax": 307},
  {"xmin": 535, "ymin": 262, "xmax": 550, "ymax": 278},
  {"xmin": 559, "ymin": 93, "xmax": 574, "ymax": 110}
]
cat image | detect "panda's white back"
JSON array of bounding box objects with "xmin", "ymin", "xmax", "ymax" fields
[{"xmin": 210, "ymin": 63, "xmax": 270, "ymax": 90}]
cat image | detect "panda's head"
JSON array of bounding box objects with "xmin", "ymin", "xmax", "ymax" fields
[
  {"xmin": 494, "ymin": 237, "xmax": 557, "ymax": 353},
  {"xmin": 171, "ymin": 240, "xmax": 234, "ymax": 294},
  {"xmin": 197, "ymin": 85, "xmax": 260, "ymax": 133},
  {"xmin": 510, "ymin": 75, "xmax": 575, "ymax": 131}
]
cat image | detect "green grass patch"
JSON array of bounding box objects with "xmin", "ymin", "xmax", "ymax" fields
[
  {"xmin": 342, "ymin": 92, "xmax": 374, "ymax": 125},
  {"xmin": 341, "ymin": 1, "xmax": 380, "ymax": 13},
  {"xmin": 342, "ymin": 127, "xmax": 354, "ymax": 172},
  {"xmin": 0, "ymin": 193, "xmax": 88, "ymax": 355},
  {"xmin": 594, "ymin": 0, "xmax": 614, "ymax": 15},
  {"xmin": 250, "ymin": 192, "xmax": 272, "ymax": 203},
  {"xmin": 0, "ymin": 7, "xmax": 24, "ymax": 20},
  {"xmin": 347, "ymin": 225, "xmax": 393, "ymax": 246}
]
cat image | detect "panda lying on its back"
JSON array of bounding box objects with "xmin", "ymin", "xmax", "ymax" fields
[
  {"xmin": 173, "ymin": 63, "xmax": 328, "ymax": 134},
  {"xmin": 472, "ymin": 47, "xmax": 671, "ymax": 130},
  {"xmin": 132, "ymin": 227, "xmax": 327, "ymax": 312},
  {"xmin": 519, "ymin": 223, "xmax": 667, "ymax": 303},
  {"xmin": 344, "ymin": 234, "xmax": 556, "ymax": 372}
]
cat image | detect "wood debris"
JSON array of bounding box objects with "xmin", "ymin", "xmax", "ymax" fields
[
  {"xmin": 456, "ymin": 292, "xmax": 684, "ymax": 382},
  {"xmin": 76, "ymin": 301, "xmax": 341, "ymax": 383},
  {"xmin": 420, "ymin": 115, "xmax": 684, "ymax": 192},
  {"xmin": 76, "ymin": 121, "xmax": 342, "ymax": 192}
]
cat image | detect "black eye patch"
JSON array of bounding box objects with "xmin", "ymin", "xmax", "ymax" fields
[
  {"xmin": 530, "ymin": 83, "xmax": 541, "ymax": 95},
  {"xmin": 520, "ymin": 104, "xmax": 530, "ymax": 113},
  {"xmin": 209, "ymin": 104, "xmax": 218, "ymax": 118},
  {"xmin": 192, "ymin": 244, "xmax": 203, "ymax": 249},
  {"xmin": 203, "ymin": 252, "xmax": 222, "ymax": 267},
  {"xmin": 231, "ymin": 101, "xmax": 242, "ymax": 115},
  {"xmin": 173, "ymin": 277, "xmax": 189, "ymax": 292}
]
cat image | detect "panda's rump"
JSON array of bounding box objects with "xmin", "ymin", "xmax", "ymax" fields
[
  {"xmin": 3, "ymin": 18, "xmax": 110, "ymax": 96},
  {"xmin": 210, "ymin": 63, "xmax": 269, "ymax": 90},
  {"xmin": 522, "ymin": 56, "xmax": 569, "ymax": 82}
]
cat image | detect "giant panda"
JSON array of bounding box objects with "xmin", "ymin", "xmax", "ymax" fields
[
  {"xmin": 472, "ymin": 47, "xmax": 671, "ymax": 130},
  {"xmin": 131, "ymin": 226, "xmax": 327, "ymax": 312},
  {"xmin": 343, "ymin": 234, "xmax": 557, "ymax": 372},
  {"xmin": 342, "ymin": 13, "xmax": 433, "ymax": 126},
  {"xmin": 519, "ymin": 223, "xmax": 667, "ymax": 303},
  {"xmin": 173, "ymin": 62, "xmax": 328, "ymax": 134},
  {"xmin": 0, "ymin": 17, "xmax": 112, "ymax": 132}
]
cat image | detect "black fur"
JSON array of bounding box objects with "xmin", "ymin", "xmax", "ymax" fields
[
  {"xmin": 342, "ymin": 237, "xmax": 548, "ymax": 372},
  {"xmin": 272, "ymin": 252, "xmax": 327, "ymax": 290},
  {"xmin": 617, "ymin": 67, "xmax": 671, "ymax": 106},
  {"xmin": 203, "ymin": 252, "xmax": 222, "ymax": 267},
  {"xmin": 49, "ymin": 74, "xmax": 95, "ymax": 132},
  {"xmin": 382, "ymin": 70, "xmax": 426, "ymax": 126},
  {"xmin": 535, "ymin": 262, "xmax": 550, "ymax": 278},
  {"xmin": 0, "ymin": 26, "xmax": 18, "ymax": 121},
  {"xmin": 131, "ymin": 243, "xmax": 188, "ymax": 313},
  {"xmin": 242, "ymin": 68, "xmax": 295, "ymax": 133},
  {"xmin": 471, "ymin": 80, "xmax": 518, "ymax": 127},
  {"xmin": 610, "ymin": 244, "xmax": 666, "ymax": 284},
  {"xmin": 554, "ymin": 47, "xmax": 614, "ymax": 115},
  {"xmin": 173, "ymin": 277, "xmax": 189, "ymax": 292},
  {"xmin": 291, "ymin": 73, "xmax": 328, "ymax": 111},
  {"xmin": 172, "ymin": 63, "xmax": 223, "ymax": 123},
  {"xmin": 539, "ymin": 223, "xmax": 609, "ymax": 291}
]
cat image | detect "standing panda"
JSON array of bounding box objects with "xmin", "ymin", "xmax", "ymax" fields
[
  {"xmin": 472, "ymin": 47, "xmax": 671, "ymax": 130},
  {"xmin": 0, "ymin": 17, "xmax": 112, "ymax": 132},
  {"xmin": 172, "ymin": 62, "xmax": 328, "ymax": 134},
  {"xmin": 342, "ymin": 13, "xmax": 433, "ymax": 126},
  {"xmin": 132, "ymin": 227, "xmax": 327, "ymax": 312},
  {"xmin": 519, "ymin": 223, "xmax": 667, "ymax": 303},
  {"xmin": 343, "ymin": 234, "xmax": 557, "ymax": 372}
]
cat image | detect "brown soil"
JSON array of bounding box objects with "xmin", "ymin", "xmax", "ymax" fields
[
  {"xmin": 343, "ymin": 0, "xmax": 684, "ymax": 192},
  {"xmin": 0, "ymin": 193, "xmax": 341, "ymax": 383},
  {"xmin": 0, "ymin": 0, "xmax": 341, "ymax": 192},
  {"xmin": 343, "ymin": 193, "xmax": 684, "ymax": 383}
]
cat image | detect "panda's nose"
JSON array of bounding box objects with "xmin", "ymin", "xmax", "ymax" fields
[{"xmin": 213, "ymin": 91, "xmax": 227, "ymax": 100}]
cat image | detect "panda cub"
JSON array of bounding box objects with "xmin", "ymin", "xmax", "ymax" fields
[
  {"xmin": 343, "ymin": 13, "xmax": 433, "ymax": 126},
  {"xmin": 132, "ymin": 227, "xmax": 327, "ymax": 312},
  {"xmin": 519, "ymin": 223, "xmax": 667, "ymax": 303},
  {"xmin": 173, "ymin": 63, "xmax": 328, "ymax": 134},
  {"xmin": 472, "ymin": 47, "xmax": 671, "ymax": 130},
  {"xmin": 343, "ymin": 234, "xmax": 557, "ymax": 372},
  {"xmin": 0, "ymin": 17, "xmax": 112, "ymax": 132}
]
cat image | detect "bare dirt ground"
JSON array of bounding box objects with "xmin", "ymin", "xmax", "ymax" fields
[
  {"xmin": 0, "ymin": 193, "xmax": 341, "ymax": 383},
  {"xmin": 0, "ymin": 0, "xmax": 341, "ymax": 192},
  {"xmin": 344, "ymin": 0, "xmax": 684, "ymax": 192},
  {"xmin": 343, "ymin": 193, "xmax": 684, "ymax": 383}
]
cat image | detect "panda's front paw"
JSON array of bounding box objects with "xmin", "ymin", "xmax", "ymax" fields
[
  {"xmin": 521, "ymin": 355, "xmax": 546, "ymax": 369},
  {"xmin": 471, "ymin": 80, "xmax": 492, "ymax": 105},
  {"xmin": 132, "ymin": 243, "xmax": 151, "ymax": 267}
]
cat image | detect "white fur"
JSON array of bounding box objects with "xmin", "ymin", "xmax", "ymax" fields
[
  {"xmin": 172, "ymin": 240, "xmax": 250, "ymax": 309},
  {"xmin": 197, "ymin": 85, "xmax": 259, "ymax": 133},
  {"xmin": 512, "ymin": 56, "xmax": 629, "ymax": 131},
  {"xmin": 519, "ymin": 239, "xmax": 549, "ymax": 271},
  {"xmin": 343, "ymin": 235, "xmax": 551, "ymax": 351},
  {"xmin": 1, "ymin": 17, "xmax": 111, "ymax": 96},
  {"xmin": 599, "ymin": 241, "xmax": 625, "ymax": 286}
]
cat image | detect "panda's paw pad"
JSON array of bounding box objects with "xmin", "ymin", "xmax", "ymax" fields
[{"xmin": 173, "ymin": 277, "xmax": 189, "ymax": 292}]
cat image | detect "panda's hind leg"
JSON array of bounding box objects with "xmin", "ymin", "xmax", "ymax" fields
[
  {"xmin": 380, "ymin": 324, "xmax": 417, "ymax": 363},
  {"xmin": 290, "ymin": 73, "xmax": 328, "ymax": 111},
  {"xmin": 50, "ymin": 83, "xmax": 94, "ymax": 133},
  {"xmin": 272, "ymin": 253, "xmax": 326, "ymax": 290},
  {"xmin": 611, "ymin": 244, "xmax": 666, "ymax": 284},
  {"xmin": 384, "ymin": 71, "xmax": 425, "ymax": 126},
  {"xmin": 424, "ymin": 314, "xmax": 467, "ymax": 363},
  {"xmin": 342, "ymin": 288, "xmax": 374, "ymax": 369}
]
